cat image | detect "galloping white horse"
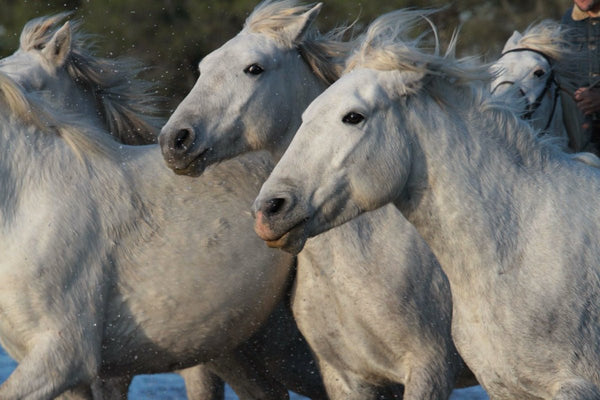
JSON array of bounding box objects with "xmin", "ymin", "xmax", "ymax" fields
[
  {"xmin": 254, "ymin": 9, "xmax": 600, "ymax": 399},
  {"xmin": 0, "ymin": 22, "xmax": 310, "ymax": 400},
  {"xmin": 0, "ymin": 13, "xmax": 327, "ymax": 400},
  {"xmin": 161, "ymin": 2, "xmax": 470, "ymax": 399},
  {"xmin": 490, "ymin": 20, "xmax": 573, "ymax": 150}
]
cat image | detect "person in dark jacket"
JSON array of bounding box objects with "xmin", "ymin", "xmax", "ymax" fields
[{"xmin": 561, "ymin": 0, "xmax": 600, "ymax": 152}]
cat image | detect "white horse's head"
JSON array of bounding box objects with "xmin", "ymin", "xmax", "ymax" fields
[
  {"xmin": 0, "ymin": 13, "xmax": 161, "ymax": 144},
  {"xmin": 490, "ymin": 21, "xmax": 570, "ymax": 143},
  {"xmin": 252, "ymin": 9, "xmax": 489, "ymax": 254},
  {"xmin": 159, "ymin": 0, "xmax": 354, "ymax": 175},
  {"xmin": 0, "ymin": 14, "xmax": 88, "ymax": 115}
]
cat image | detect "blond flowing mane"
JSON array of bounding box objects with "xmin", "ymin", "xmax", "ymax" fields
[
  {"xmin": 19, "ymin": 13, "xmax": 163, "ymax": 145},
  {"xmin": 244, "ymin": 0, "xmax": 355, "ymax": 84},
  {"xmin": 0, "ymin": 71, "xmax": 116, "ymax": 160},
  {"xmin": 344, "ymin": 9, "xmax": 488, "ymax": 86}
]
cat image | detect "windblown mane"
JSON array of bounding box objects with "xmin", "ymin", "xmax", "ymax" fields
[
  {"xmin": 343, "ymin": 10, "xmax": 588, "ymax": 168},
  {"xmin": 344, "ymin": 10, "xmax": 488, "ymax": 85},
  {"xmin": 243, "ymin": 0, "xmax": 355, "ymax": 84},
  {"xmin": 0, "ymin": 71, "xmax": 116, "ymax": 160},
  {"xmin": 19, "ymin": 13, "xmax": 163, "ymax": 145}
]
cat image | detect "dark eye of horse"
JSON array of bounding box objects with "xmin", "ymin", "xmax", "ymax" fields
[
  {"xmin": 34, "ymin": 43, "xmax": 45, "ymax": 51},
  {"xmin": 533, "ymin": 69, "xmax": 545, "ymax": 78},
  {"xmin": 342, "ymin": 112, "xmax": 365, "ymax": 125},
  {"xmin": 244, "ymin": 64, "xmax": 264, "ymax": 75}
]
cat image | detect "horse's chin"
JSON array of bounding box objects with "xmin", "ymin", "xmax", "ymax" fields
[
  {"xmin": 264, "ymin": 230, "xmax": 307, "ymax": 255},
  {"xmin": 171, "ymin": 155, "xmax": 211, "ymax": 177},
  {"xmin": 254, "ymin": 209, "xmax": 311, "ymax": 255}
]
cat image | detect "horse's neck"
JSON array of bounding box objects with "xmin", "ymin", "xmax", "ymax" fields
[
  {"xmin": 0, "ymin": 116, "xmax": 136, "ymax": 234},
  {"xmin": 534, "ymin": 85, "xmax": 570, "ymax": 149},
  {"xmin": 548, "ymin": 100, "xmax": 570, "ymax": 148},
  {"xmin": 398, "ymin": 106, "xmax": 546, "ymax": 284}
]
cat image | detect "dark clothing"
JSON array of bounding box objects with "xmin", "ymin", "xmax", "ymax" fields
[
  {"xmin": 561, "ymin": 7, "xmax": 600, "ymax": 88},
  {"xmin": 561, "ymin": 7, "xmax": 600, "ymax": 150}
]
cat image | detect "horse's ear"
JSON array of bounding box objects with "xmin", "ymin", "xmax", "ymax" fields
[
  {"xmin": 502, "ymin": 30, "xmax": 522, "ymax": 53},
  {"xmin": 43, "ymin": 21, "xmax": 71, "ymax": 68},
  {"xmin": 283, "ymin": 3, "xmax": 322, "ymax": 44}
]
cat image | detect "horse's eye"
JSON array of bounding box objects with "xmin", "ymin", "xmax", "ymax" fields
[
  {"xmin": 533, "ymin": 69, "xmax": 545, "ymax": 78},
  {"xmin": 244, "ymin": 64, "xmax": 264, "ymax": 75},
  {"xmin": 342, "ymin": 112, "xmax": 365, "ymax": 125},
  {"xmin": 34, "ymin": 43, "xmax": 45, "ymax": 51}
]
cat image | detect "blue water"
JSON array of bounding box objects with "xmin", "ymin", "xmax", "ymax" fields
[
  {"xmin": 0, "ymin": 347, "xmax": 306, "ymax": 399},
  {"xmin": 0, "ymin": 347, "xmax": 487, "ymax": 399}
]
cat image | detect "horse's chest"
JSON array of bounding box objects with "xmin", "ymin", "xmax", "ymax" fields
[
  {"xmin": 293, "ymin": 253, "xmax": 405, "ymax": 381},
  {"xmin": 450, "ymin": 294, "xmax": 551, "ymax": 400}
]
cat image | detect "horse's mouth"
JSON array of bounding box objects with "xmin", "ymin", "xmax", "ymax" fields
[
  {"xmin": 256, "ymin": 217, "xmax": 310, "ymax": 255},
  {"xmin": 172, "ymin": 148, "xmax": 211, "ymax": 176},
  {"xmin": 265, "ymin": 232, "xmax": 291, "ymax": 248}
]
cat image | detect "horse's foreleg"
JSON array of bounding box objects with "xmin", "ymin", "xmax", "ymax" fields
[
  {"xmin": 0, "ymin": 335, "xmax": 100, "ymax": 400},
  {"xmin": 55, "ymin": 385, "xmax": 94, "ymax": 400},
  {"xmin": 90, "ymin": 376, "xmax": 131, "ymax": 400},
  {"xmin": 177, "ymin": 365, "xmax": 224, "ymax": 400},
  {"xmin": 317, "ymin": 360, "xmax": 379, "ymax": 400},
  {"xmin": 401, "ymin": 365, "xmax": 455, "ymax": 400},
  {"xmin": 206, "ymin": 352, "xmax": 290, "ymax": 400}
]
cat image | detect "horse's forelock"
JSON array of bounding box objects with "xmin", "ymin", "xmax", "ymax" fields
[
  {"xmin": 244, "ymin": 0, "xmax": 315, "ymax": 46},
  {"xmin": 244, "ymin": 0, "xmax": 356, "ymax": 85}
]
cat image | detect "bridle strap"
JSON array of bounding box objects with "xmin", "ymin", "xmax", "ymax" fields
[{"xmin": 500, "ymin": 47, "xmax": 554, "ymax": 65}]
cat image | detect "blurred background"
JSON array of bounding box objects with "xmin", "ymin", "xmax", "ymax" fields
[
  {"xmin": 0, "ymin": 0, "xmax": 569, "ymax": 111},
  {"xmin": 0, "ymin": 0, "xmax": 572, "ymax": 111}
]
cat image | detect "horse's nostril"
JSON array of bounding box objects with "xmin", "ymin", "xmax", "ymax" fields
[
  {"xmin": 173, "ymin": 128, "xmax": 192, "ymax": 151},
  {"xmin": 265, "ymin": 198, "xmax": 286, "ymax": 216}
]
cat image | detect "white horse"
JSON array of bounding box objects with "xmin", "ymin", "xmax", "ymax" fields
[
  {"xmin": 160, "ymin": 2, "xmax": 472, "ymax": 399},
  {"xmin": 0, "ymin": 13, "xmax": 328, "ymax": 400},
  {"xmin": 490, "ymin": 20, "xmax": 592, "ymax": 153},
  {"xmin": 0, "ymin": 20, "xmax": 320, "ymax": 400},
  {"xmin": 254, "ymin": 9, "xmax": 600, "ymax": 400}
]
